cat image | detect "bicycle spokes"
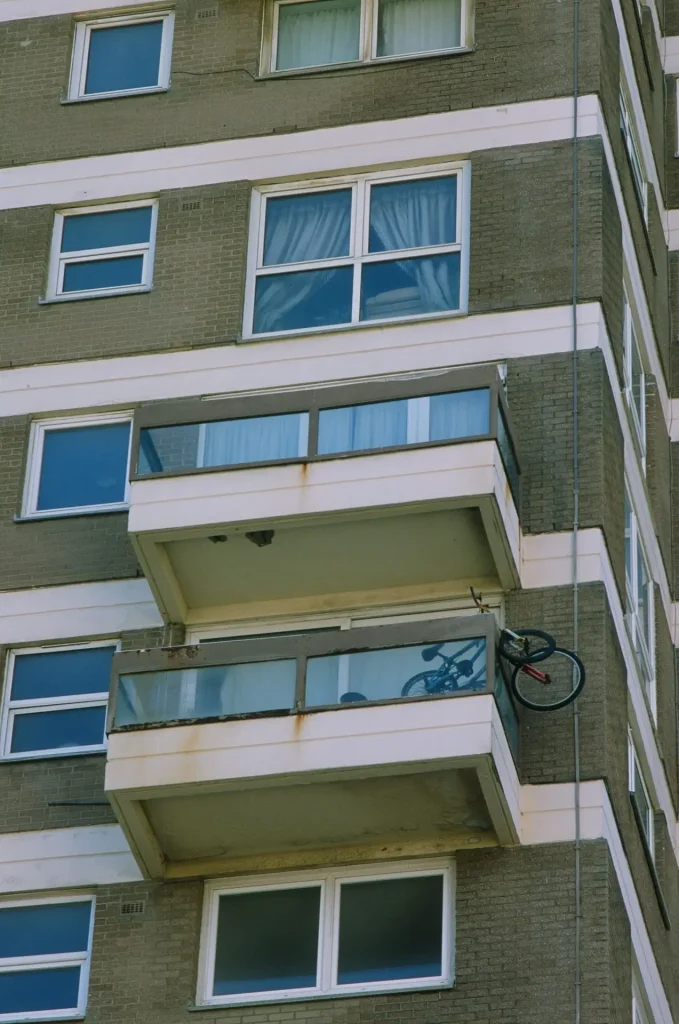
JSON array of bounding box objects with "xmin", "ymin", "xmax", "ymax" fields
[{"xmin": 511, "ymin": 648, "xmax": 584, "ymax": 711}]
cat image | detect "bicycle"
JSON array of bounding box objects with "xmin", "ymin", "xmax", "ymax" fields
[{"xmin": 400, "ymin": 637, "xmax": 487, "ymax": 698}]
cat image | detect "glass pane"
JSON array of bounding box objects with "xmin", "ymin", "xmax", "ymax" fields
[
  {"xmin": 276, "ymin": 0, "xmax": 360, "ymax": 70},
  {"xmin": 85, "ymin": 20, "xmax": 164, "ymax": 94},
  {"xmin": 317, "ymin": 399, "xmax": 408, "ymax": 454},
  {"xmin": 62, "ymin": 255, "xmax": 145, "ymax": 293},
  {"xmin": 494, "ymin": 669, "xmax": 518, "ymax": 758},
  {"xmin": 61, "ymin": 208, "xmax": 153, "ymax": 252},
  {"xmin": 337, "ymin": 875, "xmax": 443, "ymax": 984},
  {"xmin": 116, "ymin": 659, "xmax": 297, "ymax": 727},
  {"xmin": 624, "ymin": 498, "xmax": 632, "ymax": 581},
  {"xmin": 254, "ymin": 267, "xmax": 353, "ymax": 334},
  {"xmin": 497, "ymin": 408, "xmax": 520, "ymax": 501},
  {"xmin": 213, "ymin": 887, "xmax": 320, "ymax": 995},
  {"xmin": 305, "ymin": 638, "xmax": 486, "ymax": 706},
  {"xmin": 138, "ymin": 423, "xmax": 201, "ymax": 475},
  {"xmin": 11, "ymin": 646, "xmax": 115, "ymax": 701},
  {"xmin": 360, "ymin": 253, "xmax": 460, "ymax": 321},
  {"xmin": 10, "ymin": 706, "xmax": 106, "ymax": 754},
  {"xmin": 377, "ymin": 0, "xmax": 461, "ymax": 55},
  {"xmin": 630, "ymin": 333, "xmax": 644, "ymax": 427},
  {"xmin": 429, "ymin": 389, "xmax": 489, "ymax": 441},
  {"xmin": 36, "ymin": 422, "xmax": 130, "ymax": 511},
  {"xmin": 0, "ymin": 967, "xmax": 82, "ymax": 1015},
  {"xmin": 369, "ymin": 177, "xmax": 457, "ymax": 252},
  {"xmin": 263, "ymin": 190, "xmax": 351, "ymax": 265},
  {"xmin": 633, "ymin": 763, "xmax": 651, "ymax": 843},
  {"xmin": 202, "ymin": 413, "xmax": 308, "ymax": 467},
  {"xmin": 636, "ymin": 553, "xmax": 649, "ymax": 646},
  {"xmin": 0, "ymin": 902, "xmax": 91, "ymax": 958}
]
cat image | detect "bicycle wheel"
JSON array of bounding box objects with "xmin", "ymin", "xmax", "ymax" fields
[
  {"xmin": 499, "ymin": 628, "xmax": 556, "ymax": 666},
  {"xmin": 510, "ymin": 647, "xmax": 585, "ymax": 711},
  {"xmin": 401, "ymin": 671, "xmax": 439, "ymax": 698}
]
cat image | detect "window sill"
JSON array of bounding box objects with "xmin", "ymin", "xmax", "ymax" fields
[
  {"xmin": 189, "ymin": 982, "xmax": 453, "ymax": 1011},
  {"xmin": 0, "ymin": 748, "xmax": 106, "ymax": 763},
  {"xmin": 240, "ymin": 307, "xmax": 467, "ymax": 344},
  {"xmin": 60, "ymin": 87, "xmax": 168, "ymax": 105},
  {"xmin": 39, "ymin": 287, "xmax": 152, "ymax": 305},
  {"xmin": 257, "ymin": 47, "xmax": 473, "ymax": 79},
  {"xmin": 15, "ymin": 505, "xmax": 129, "ymax": 523}
]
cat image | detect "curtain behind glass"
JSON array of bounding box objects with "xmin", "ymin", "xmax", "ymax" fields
[
  {"xmin": 317, "ymin": 399, "xmax": 408, "ymax": 454},
  {"xmin": 276, "ymin": 0, "xmax": 361, "ymax": 70},
  {"xmin": 202, "ymin": 414, "xmax": 306, "ymax": 467},
  {"xmin": 429, "ymin": 390, "xmax": 489, "ymax": 440},
  {"xmin": 377, "ymin": 0, "xmax": 461, "ymax": 56}
]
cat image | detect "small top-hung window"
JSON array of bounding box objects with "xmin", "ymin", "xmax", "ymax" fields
[
  {"xmin": 69, "ymin": 12, "xmax": 174, "ymax": 100},
  {"xmin": 47, "ymin": 201, "xmax": 158, "ymax": 301}
]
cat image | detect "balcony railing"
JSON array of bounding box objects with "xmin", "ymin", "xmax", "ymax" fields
[
  {"xmin": 108, "ymin": 616, "xmax": 519, "ymax": 757},
  {"xmin": 131, "ymin": 367, "xmax": 520, "ymax": 502}
]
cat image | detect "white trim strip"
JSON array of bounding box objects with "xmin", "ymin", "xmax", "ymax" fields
[
  {"xmin": 662, "ymin": 35, "xmax": 679, "ymax": 73},
  {"xmin": 0, "ymin": 0, "xmax": 164, "ymax": 20}
]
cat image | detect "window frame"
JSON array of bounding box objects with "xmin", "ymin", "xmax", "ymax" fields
[
  {"xmin": 264, "ymin": 0, "xmax": 470, "ymax": 74},
  {"xmin": 0, "ymin": 640, "xmax": 120, "ymax": 762},
  {"xmin": 628, "ymin": 734, "xmax": 655, "ymax": 860},
  {"xmin": 0, "ymin": 894, "xmax": 95, "ymax": 1023},
  {"xmin": 46, "ymin": 200, "xmax": 159, "ymax": 302},
  {"xmin": 243, "ymin": 164, "xmax": 470, "ymax": 338},
  {"xmin": 22, "ymin": 412, "xmax": 133, "ymax": 519},
  {"xmin": 623, "ymin": 290, "xmax": 646, "ymax": 466},
  {"xmin": 620, "ymin": 88, "xmax": 649, "ymax": 223},
  {"xmin": 624, "ymin": 491, "xmax": 656, "ymax": 717},
  {"xmin": 68, "ymin": 11, "xmax": 175, "ymax": 101},
  {"xmin": 197, "ymin": 859, "xmax": 454, "ymax": 1007}
]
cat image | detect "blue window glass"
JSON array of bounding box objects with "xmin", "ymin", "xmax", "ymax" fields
[
  {"xmin": 0, "ymin": 902, "xmax": 91, "ymax": 958},
  {"xmin": 360, "ymin": 252, "xmax": 460, "ymax": 321},
  {"xmin": 62, "ymin": 256, "xmax": 145, "ymax": 293},
  {"xmin": 11, "ymin": 647, "xmax": 115, "ymax": 701},
  {"xmin": 61, "ymin": 208, "xmax": 153, "ymax": 252},
  {"xmin": 429, "ymin": 388, "xmax": 490, "ymax": 441},
  {"xmin": 253, "ymin": 266, "xmax": 353, "ymax": 334},
  {"xmin": 317, "ymin": 399, "xmax": 408, "ymax": 455},
  {"xmin": 263, "ymin": 190, "xmax": 352, "ymax": 265},
  {"xmin": 36, "ymin": 421, "xmax": 130, "ymax": 512},
  {"xmin": 10, "ymin": 707, "xmax": 107, "ymax": 754},
  {"xmin": 0, "ymin": 968, "xmax": 82, "ymax": 1015},
  {"xmin": 368, "ymin": 176, "xmax": 457, "ymax": 252},
  {"xmin": 84, "ymin": 20, "xmax": 165, "ymax": 95}
]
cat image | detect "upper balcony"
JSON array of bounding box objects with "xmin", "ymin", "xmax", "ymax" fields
[
  {"xmin": 128, "ymin": 368, "xmax": 521, "ymax": 624},
  {"xmin": 105, "ymin": 614, "xmax": 520, "ymax": 879}
]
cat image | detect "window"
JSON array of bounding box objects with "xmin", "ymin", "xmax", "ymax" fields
[
  {"xmin": 47, "ymin": 201, "xmax": 158, "ymax": 301},
  {"xmin": 629, "ymin": 735, "xmax": 654, "ymax": 858},
  {"xmin": 620, "ymin": 89, "xmax": 648, "ymax": 222},
  {"xmin": 0, "ymin": 643, "xmax": 117, "ymax": 760},
  {"xmin": 624, "ymin": 492, "xmax": 655, "ymax": 712},
  {"xmin": 246, "ymin": 168, "xmax": 467, "ymax": 336},
  {"xmin": 0, "ymin": 897, "xmax": 94, "ymax": 1021},
  {"xmin": 23, "ymin": 414, "xmax": 132, "ymax": 518},
  {"xmin": 268, "ymin": 0, "xmax": 467, "ymax": 71},
  {"xmin": 198, "ymin": 861, "xmax": 453, "ymax": 1006},
  {"xmin": 69, "ymin": 12, "xmax": 174, "ymax": 100},
  {"xmin": 623, "ymin": 291, "xmax": 646, "ymax": 463}
]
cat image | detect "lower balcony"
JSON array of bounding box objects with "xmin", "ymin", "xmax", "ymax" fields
[{"xmin": 105, "ymin": 615, "xmax": 520, "ymax": 879}]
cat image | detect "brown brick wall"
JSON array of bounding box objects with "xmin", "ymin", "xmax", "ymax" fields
[
  {"xmin": 645, "ymin": 375, "xmax": 672, "ymax": 578},
  {"xmin": 655, "ymin": 587, "xmax": 678, "ymax": 807}
]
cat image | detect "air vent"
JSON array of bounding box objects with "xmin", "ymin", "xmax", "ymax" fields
[
  {"xmin": 120, "ymin": 900, "xmax": 146, "ymax": 918},
  {"xmin": 196, "ymin": 6, "xmax": 219, "ymax": 19},
  {"xmin": 182, "ymin": 200, "xmax": 202, "ymax": 212}
]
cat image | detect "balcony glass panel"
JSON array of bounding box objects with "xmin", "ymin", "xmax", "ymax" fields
[
  {"xmin": 317, "ymin": 399, "xmax": 409, "ymax": 454},
  {"xmin": 497, "ymin": 408, "xmax": 519, "ymax": 501}
]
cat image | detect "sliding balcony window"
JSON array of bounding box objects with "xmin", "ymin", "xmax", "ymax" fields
[
  {"xmin": 47, "ymin": 201, "xmax": 158, "ymax": 301},
  {"xmin": 245, "ymin": 167, "xmax": 468, "ymax": 336},
  {"xmin": 267, "ymin": 0, "xmax": 467, "ymax": 72},
  {"xmin": 620, "ymin": 89, "xmax": 648, "ymax": 223},
  {"xmin": 628, "ymin": 735, "xmax": 655, "ymax": 860},
  {"xmin": 624, "ymin": 492, "xmax": 655, "ymax": 715},
  {"xmin": 198, "ymin": 860, "xmax": 453, "ymax": 1006},
  {"xmin": 623, "ymin": 291, "xmax": 646, "ymax": 465},
  {"xmin": 0, "ymin": 643, "xmax": 116, "ymax": 760},
  {"xmin": 69, "ymin": 12, "xmax": 174, "ymax": 100}
]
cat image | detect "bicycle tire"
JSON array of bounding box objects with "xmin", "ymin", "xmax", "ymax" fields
[
  {"xmin": 510, "ymin": 647, "xmax": 585, "ymax": 711},
  {"xmin": 499, "ymin": 628, "xmax": 556, "ymax": 666},
  {"xmin": 401, "ymin": 671, "xmax": 441, "ymax": 698}
]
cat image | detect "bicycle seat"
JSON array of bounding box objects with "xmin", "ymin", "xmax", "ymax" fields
[
  {"xmin": 422, "ymin": 643, "xmax": 444, "ymax": 662},
  {"xmin": 339, "ymin": 691, "xmax": 368, "ymax": 703}
]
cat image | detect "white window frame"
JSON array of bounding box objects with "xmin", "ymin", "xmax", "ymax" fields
[
  {"xmin": 22, "ymin": 412, "xmax": 133, "ymax": 519},
  {"xmin": 0, "ymin": 640, "xmax": 119, "ymax": 762},
  {"xmin": 46, "ymin": 200, "xmax": 158, "ymax": 302},
  {"xmin": 624, "ymin": 490, "xmax": 655, "ymax": 717},
  {"xmin": 623, "ymin": 290, "xmax": 646, "ymax": 466},
  {"xmin": 68, "ymin": 11, "xmax": 174, "ymax": 101},
  {"xmin": 628, "ymin": 734, "xmax": 655, "ymax": 860},
  {"xmin": 244, "ymin": 164, "xmax": 470, "ymax": 338},
  {"xmin": 197, "ymin": 858, "xmax": 454, "ymax": 1007},
  {"xmin": 0, "ymin": 894, "xmax": 95, "ymax": 1023},
  {"xmin": 620, "ymin": 88, "xmax": 649, "ymax": 223}
]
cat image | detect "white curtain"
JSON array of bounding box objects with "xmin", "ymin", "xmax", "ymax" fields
[
  {"xmin": 202, "ymin": 413, "xmax": 306, "ymax": 467},
  {"xmin": 428, "ymin": 390, "xmax": 489, "ymax": 441},
  {"xmin": 365, "ymin": 176, "xmax": 459, "ymax": 318},
  {"xmin": 276, "ymin": 0, "xmax": 361, "ymax": 70},
  {"xmin": 317, "ymin": 399, "xmax": 408, "ymax": 454},
  {"xmin": 255, "ymin": 190, "xmax": 351, "ymax": 333},
  {"xmin": 377, "ymin": 0, "xmax": 461, "ymax": 57}
]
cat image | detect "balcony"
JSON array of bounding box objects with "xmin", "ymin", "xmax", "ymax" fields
[
  {"xmin": 128, "ymin": 368, "xmax": 521, "ymax": 624},
  {"xmin": 105, "ymin": 615, "xmax": 521, "ymax": 879}
]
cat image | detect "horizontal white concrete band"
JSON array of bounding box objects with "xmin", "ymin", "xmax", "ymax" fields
[
  {"xmin": 0, "ymin": 578, "xmax": 162, "ymax": 646},
  {"xmin": 0, "ymin": 0, "xmax": 163, "ymax": 20},
  {"xmin": 0, "ymin": 824, "xmax": 142, "ymax": 893},
  {"xmin": 521, "ymin": 780, "xmax": 672, "ymax": 1024},
  {"xmin": 670, "ymin": 399, "xmax": 679, "ymax": 442},
  {"xmin": 524, "ymin": 527, "xmax": 677, "ymax": 861},
  {"xmin": 663, "ymin": 35, "xmax": 679, "ymax": 73},
  {"xmin": 0, "ymin": 95, "xmax": 600, "ymax": 212}
]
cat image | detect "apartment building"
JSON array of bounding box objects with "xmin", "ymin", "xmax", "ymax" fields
[{"xmin": 0, "ymin": 0, "xmax": 679, "ymax": 1021}]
